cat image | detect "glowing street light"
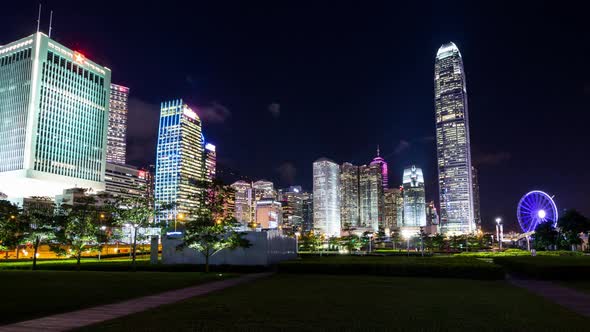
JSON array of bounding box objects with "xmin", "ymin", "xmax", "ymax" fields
[
  {"xmin": 495, "ymin": 217, "xmax": 503, "ymax": 250},
  {"xmin": 401, "ymin": 229, "xmax": 414, "ymax": 256}
]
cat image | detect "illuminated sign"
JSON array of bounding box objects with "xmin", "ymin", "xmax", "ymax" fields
[
  {"xmin": 74, "ymin": 52, "xmax": 85, "ymax": 63},
  {"xmin": 205, "ymin": 143, "xmax": 216, "ymax": 152}
]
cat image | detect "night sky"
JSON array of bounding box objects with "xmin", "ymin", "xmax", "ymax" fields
[{"xmin": 3, "ymin": 1, "xmax": 589, "ymax": 232}]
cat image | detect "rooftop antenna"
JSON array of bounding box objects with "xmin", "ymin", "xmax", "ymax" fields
[
  {"xmin": 36, "ymin": 4, "xmax": 42, "ymax": 32},
  {"xmin": 48, "ymin": 10, "xmax": 53, "ymax": 38},
  {"xmin": 377, "ymin": 145, "xmax": 380, "ymax": 157}
]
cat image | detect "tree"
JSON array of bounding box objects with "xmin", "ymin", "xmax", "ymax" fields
[
  {"xmin": 299, "ymin": 231, "xmax": 322, "ymax": 252},
  {"xmin": 557, "ymin": 210, "xmax": 590, "ymax": 251},
  {"xmin": 21, "ymin": 198, "xmax": 57, "ymax": 269},
  {"xmin": 0, "ymin": 201, "xmax": 24, "ymax": 259},
  {"xmin": 52, "ymin": 196, "xmax": 100, "ymax": 270},
  {"xmin": 340, "ymin": 223, "xmax": 361, "ymax": 253},
  {"xmin": 179, "ymin": 179, "xmax": 250, "ymax": 272},
  {"xmin": 534, "ymin": 222, "xmax": 558, "ymax": 250},
  {"xmin": 429, "ymin": 233, "xmax": 446, "ymax": 251},
  {"xmin": 105, "ymin": 192, "xmax": 159, "ymax": 269}
]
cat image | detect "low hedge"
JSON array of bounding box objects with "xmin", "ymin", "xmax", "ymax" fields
[
  {"xmin": 456, "ymin": 249, "xmax": 584, "ymax": 258},
  {"xmin": 494, "ymin": 256, "xmax": 590, "ymax": 280},
  {"xmin": 278, "ymin": 256, "xmax": 504, "ymax": 280},
  {"xmin": 0, "ymin": 259, "xmax": 268, "ymax": 273}
]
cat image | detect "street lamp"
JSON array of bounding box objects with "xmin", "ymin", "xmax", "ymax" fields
[
  {"xmin": 175, "ymin": 213, "xmax": 185, "ymax": 232},
  {"xmin": 401, "ymin": 229, "xmax": 414, "ymax": 257},
  {"xmin": 495, "ymin": 217, "xmax": 503, "ymax": 250},
  {"xmin": 367, "ymin": 233, "xmax": 374, "ymax": 254}
]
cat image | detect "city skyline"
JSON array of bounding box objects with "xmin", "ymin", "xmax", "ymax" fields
[{"xmin": 1, "ymin": 2, "xmax": 588, "ymax": 232}]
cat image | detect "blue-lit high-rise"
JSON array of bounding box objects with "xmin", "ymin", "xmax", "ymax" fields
[
  {"xmin": 155, "ymin": 99, "xmax": 204, "ymax": 225},
  {"xmin": 434, "ymin": 42, "xmax": 475, "ymax": 234}
]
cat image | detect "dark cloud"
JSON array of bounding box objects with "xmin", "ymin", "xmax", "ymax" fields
[
  {"xmin": 126, "ymin": 97, "xmax": 160, "ymax": 166},
  {"xmin": 473, "ymin": 151, "xmax": 511, "ymax": 166},
  {"xmin": 276, "ymin": 162, "xmax": 297, "ymax": 184},
  {"xmin": 199, "ymin": 101, "xmax": 231, "ymax": 123},
  {"xmin": 394, "ymin": 140, "xmax": 411, "ymax": 154},
  {"xmin": 268, "ymin": 103, "xmax": 280, "ymax": 118}
]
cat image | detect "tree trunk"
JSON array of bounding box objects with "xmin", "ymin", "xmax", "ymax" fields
[
  {"xmin": 76, "ymin": 251, "xmax": 82, "ymax": 271},
  {"xmin": 32, "ymin": 237, "xmax": 40, "ymax": 270},
  {"xmin": 132, "ymin": 227, "xmax": 138, "ymax": 271},
  {"xmin": 205, "ymin": 253, "xmax": 210, "ymax": 273},
  {"xmin": 16, "ymin": 245, "xmax": 20, "ymax": 259}
]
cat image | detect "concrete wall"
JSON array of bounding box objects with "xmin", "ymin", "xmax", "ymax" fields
[{"xmin": 162, "ymin": 230, "xmax": 296, "ymax": 266}]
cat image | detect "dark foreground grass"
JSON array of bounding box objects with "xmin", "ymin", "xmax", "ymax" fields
[
  {"xmin": 82, "ymin": 274, "xmax": 589, "ymax": 331},
  {"xmin": 494, "ymin": 256, "xmax": 590, "ymax": 280},
  {"xmin": 560, "ymin": 280, "xmax": 590, "ymax": 294},
  {"xmin": 0, "ymin": 270, "xmax": 232, "ymax": 325},
  {"xmin": 279, "ymin": 255, "xmax": 504, "ymax": 279}
]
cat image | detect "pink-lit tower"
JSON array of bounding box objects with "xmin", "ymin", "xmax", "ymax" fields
[{"xmin": 369, "ymin": 146, "xmax": 388, "ymax": 189}]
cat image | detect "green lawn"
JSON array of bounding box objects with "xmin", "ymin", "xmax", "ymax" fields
[
  {"xmin": 82, "ymin": 274, "xmax": 589, "ymax": 331},
  {"xmin": 0, "ymin": 270, "xmax": 232, "ymax": 324}
]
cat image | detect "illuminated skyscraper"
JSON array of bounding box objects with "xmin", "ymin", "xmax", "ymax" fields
[
  {"xmin": 104, "ymin": 163, "xmax": 147, "ymax": 199},
  {"xmin": 154, "ymin": 100, "xmax": 204, "ymax": 224},
  {"xmin": 231, "ymin": 180, "xmax": 253, "ymax": 226},
  {"xmin": 313, "ymin": 158, "xmax": 341, "ymax": 237},
  {"xmin": 359, "ymin": 164, "xmax": 383, "ymax": 231},
  {"xmin": 107, "ymin": 84, "xmax": 129, "ymax": 164},
  {"xmin": 383, "ymin": 188, "xmax": 402, "ymax": 232},
  {"xmin": 472, "ymin": 166, "xmax": 481, "ymax": 229},
  {"xmin": 434, "ymin": 42, "xmax": 475, "ymax": 234},
  {"xmin": 369, "ymin": 146, "xmax": 388, "ymax": 189},
  {"xmin": 203, "ymin": 142, "xmax": 216, "ymax": 182},
  {"xmin": 402, "ymin": 165, "xmax": 426, "ymax": 228},
  {"xmin": 0, "ymin": 33, "xmax": 111, "ymax": 198},
  {"xmin": 340, "ymin": 162, "xmax": 360, "ymax": 227}
]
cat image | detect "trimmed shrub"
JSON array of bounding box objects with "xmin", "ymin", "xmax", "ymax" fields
[{"xmin": 278, "ymin": 256, "xmax": 504, "ymax": 280}]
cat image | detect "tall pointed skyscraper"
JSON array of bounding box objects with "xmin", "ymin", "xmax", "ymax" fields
[
  {"xmin": 434, "ymin": 42, "xmax": 475, "ymax": 235},
  {"xmin": 369, "ymin": 146, "xmax": 388, "ymax": 189}
]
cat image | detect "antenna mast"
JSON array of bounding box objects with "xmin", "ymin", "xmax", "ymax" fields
[
  {"xmin": 36, "ymin": 4, "xmax": 42, "ymax": 32},
  {"xmin": 48, "ymin": 11, "xmax": 53, "ymax": 38}
]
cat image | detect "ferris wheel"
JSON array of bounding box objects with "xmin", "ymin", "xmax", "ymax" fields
[{"xmin": 517, "ymin": 190, "xmax": 558, "ymax": 233}]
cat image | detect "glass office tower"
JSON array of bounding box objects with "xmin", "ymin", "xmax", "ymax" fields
[
  {"xmin": 107, "ymin": 83, "xmax": 129, "ymax": 164},
  {"xmin": 402, "ymin": 165, "xmax": 426, "ymax": 228},
  {"xmin": 313, "ymin": 158, "xmax": 341, "ymax": 237},
  {"xmin": 0, "ymin": 33, "xmax": 111, "ymax": 198},
  {"xmin": 154, "ymin": 99, "xmax": 204, "ymax": 224},
  {"xmin": 434, "ymin": 42, "xmax": 475, "ymax": 234}
]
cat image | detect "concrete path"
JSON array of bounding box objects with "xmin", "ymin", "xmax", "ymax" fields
[
  {"xmin": 508, "ymin": 276, "xmax": 590, "ymax": 318},
  {"xmin": 0, "ymin": 272, "xmax": 272, "ymax": 332}
]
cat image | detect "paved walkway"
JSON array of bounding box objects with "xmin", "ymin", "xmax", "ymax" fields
[
  {"xmin": 508, "ymin": 276, "xmax": 590, "ymax": 318},
  {"xmin": 0, "ymin": 272, "xmax": 272, "ymax": 332}
]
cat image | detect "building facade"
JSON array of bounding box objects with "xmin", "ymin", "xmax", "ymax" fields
[
  {"xmin": 107, "ymin": 84, "xmax": 129, "ymax": 164},
  {"xmin": 254, "ymin": 198, "xmax": 282, "ymax": 229},
  {"xmin": 0, "ymin": 33, "xmax": 111, "ymax": 198},
  {"xmin": 203, "ymin": 142, "xmax": 216, "ymax": 182},
  {"xmin": 154, "ymin": 100, "xmax": 204, "ymax": 224},
  {"xmin": 472, "ymin": 166, "xmax": 481, "ymax": 230},
  {"xmin": 402, "ymin": 165, "xmax": 426, "ymax": 228},
  {"xmin": 104, "ymin": 163, "xmax": 148, "ymax": 199},
  {"xmin": 313, "ymin": 158, "xmax": 341, "ymax": 237},
  {"xmin": 383, "ymin": 188, "xmax": 402, "ymax": 232},
  {"xmin": 340, "ymin": 162, "xmax": 360, "ymax": 227},
  {"xmin": 359, "ymin": 164, "xmax": 383, "ymax": 232},
  {"xmin": 301, "ymin": 192, "xmax": 314, "ymax": 233},
  {"xmin": 231, "ymin": 180, "xmax": 253, "ymax": 227},
  {"xmin": 434, "ymin": 42, "xmax": 475, "ymax": 234}
]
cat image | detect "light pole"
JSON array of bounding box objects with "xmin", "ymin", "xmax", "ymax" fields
[
  {"xmin": 401, "ymin": 229, "xmax": 413, "ymax": 257},
  {"xmin": 175, "ymin": 213, "xmax": 185, "ymax": 232},
  {"xmin": 367, "ymin": 233, "xmax": 374, "ymax": 254},
  {"xmin": 99, "ymin": 225, "xmax": 107, "ymax": 261},
  {"xmin": 294, "ymin": 232, "xmax": 301, "ymax": 254},
  {"xmin": 495, "ymin": 218, "xmax": 503, "ymax": 250}
]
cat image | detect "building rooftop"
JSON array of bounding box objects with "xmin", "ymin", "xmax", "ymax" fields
[{"xmin": 436, "ymin": 42, "xmax": 461, "ymax": 59}]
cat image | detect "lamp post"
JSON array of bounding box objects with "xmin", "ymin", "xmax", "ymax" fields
[
  {"xmin": 294, "ymin": 232, "xmax": 301, "ymax": 254},
  {"xmin": 367, "ymin": 233, "xmax": 374, "ymax": 254},
  {"xmin": 401, "ymin": 229, "xmax": 413, "ymax": 257},
  {"xmin": 175, "ymin": 213, "xmax": 185, "ymax": 232},
  {"xmin": 99, "ymin": 225, "xmax": 107, "ymax": 260},
  {"xmin": 495, "ymin": 218, "xmax": 503, "ymax": 250}
]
